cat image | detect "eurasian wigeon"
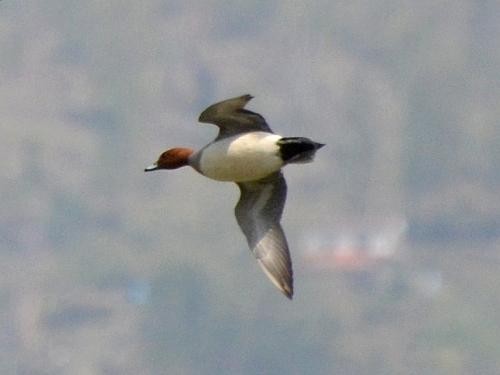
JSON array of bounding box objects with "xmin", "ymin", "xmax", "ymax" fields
[{"xmin": 145, "ymin": 95, "xmax": 324, "ymax": 299}]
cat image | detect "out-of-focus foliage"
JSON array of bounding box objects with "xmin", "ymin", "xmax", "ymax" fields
[{"xmin": 1, "ymin": 1, "xmax": 499, "ymax": 374}]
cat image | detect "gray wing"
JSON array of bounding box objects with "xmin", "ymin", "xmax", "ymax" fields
[
  {"xmin": 198, "ymin": 94, "xmax": 273, "ymax": 138},
  {"xmin": 235, "ymin": 172, "xmax": 293, "ymax": 299}
]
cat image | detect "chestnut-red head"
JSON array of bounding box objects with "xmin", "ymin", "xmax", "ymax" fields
[{"xmin": 144, "ymin": 147, "xmax": 194, "ymax": 172}]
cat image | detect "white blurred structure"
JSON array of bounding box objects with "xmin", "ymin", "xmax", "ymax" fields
[{"xmin": 302, "ymin": 216, "xmax": 408, "ymax": 272}]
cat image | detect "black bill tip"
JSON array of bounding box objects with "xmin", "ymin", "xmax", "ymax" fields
[{"xmin": 144, "ymin": 164, "xmax": 158, "ymax": 172}]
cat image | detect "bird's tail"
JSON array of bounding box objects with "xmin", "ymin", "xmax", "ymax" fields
[{"xmin": 277, "ymin": 137, "xmax": 325, "ymax": 164}]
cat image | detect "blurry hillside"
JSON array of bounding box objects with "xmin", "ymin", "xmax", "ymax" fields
[{"xmin": 1, "ymin": 1, "xmax": 500, "ymax": 374}]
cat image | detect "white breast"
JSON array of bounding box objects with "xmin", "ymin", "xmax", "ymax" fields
[{"xmin": 197, "ymin": 132, "xmax": 284, "ymax": 182}]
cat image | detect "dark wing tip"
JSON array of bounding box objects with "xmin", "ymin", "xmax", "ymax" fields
[
  {"xmin": 234, "ymin": 94, "xmax": 254, "ymax": 106},
  {"xmin": 283, "ymin": 285, "xmax": 293, "ymax": 300},
  {"xmin": 198, "ymin": 94, "xmax": 255, "ymax": 123},
  {"xmin": 281, "ymin": 272, "xmax": 294, "ymax": 299}
]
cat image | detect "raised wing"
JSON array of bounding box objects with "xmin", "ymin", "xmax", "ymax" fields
[
  {"xmin": 234, "ymin": 172, "xmax": 293, "ymax": 299},
  {"xmin": 198, "ymin": 94, "xmax": 273, "ymax": 138}
]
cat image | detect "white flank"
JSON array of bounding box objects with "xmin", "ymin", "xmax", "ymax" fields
[{"xmin": 199, "ymin": 132, "xmax": 284, "ymax": 182}]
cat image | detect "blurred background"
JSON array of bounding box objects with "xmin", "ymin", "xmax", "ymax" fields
[{"xmin": 1, "ymin": 1, "xmax": 500, "ymax": 374}]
